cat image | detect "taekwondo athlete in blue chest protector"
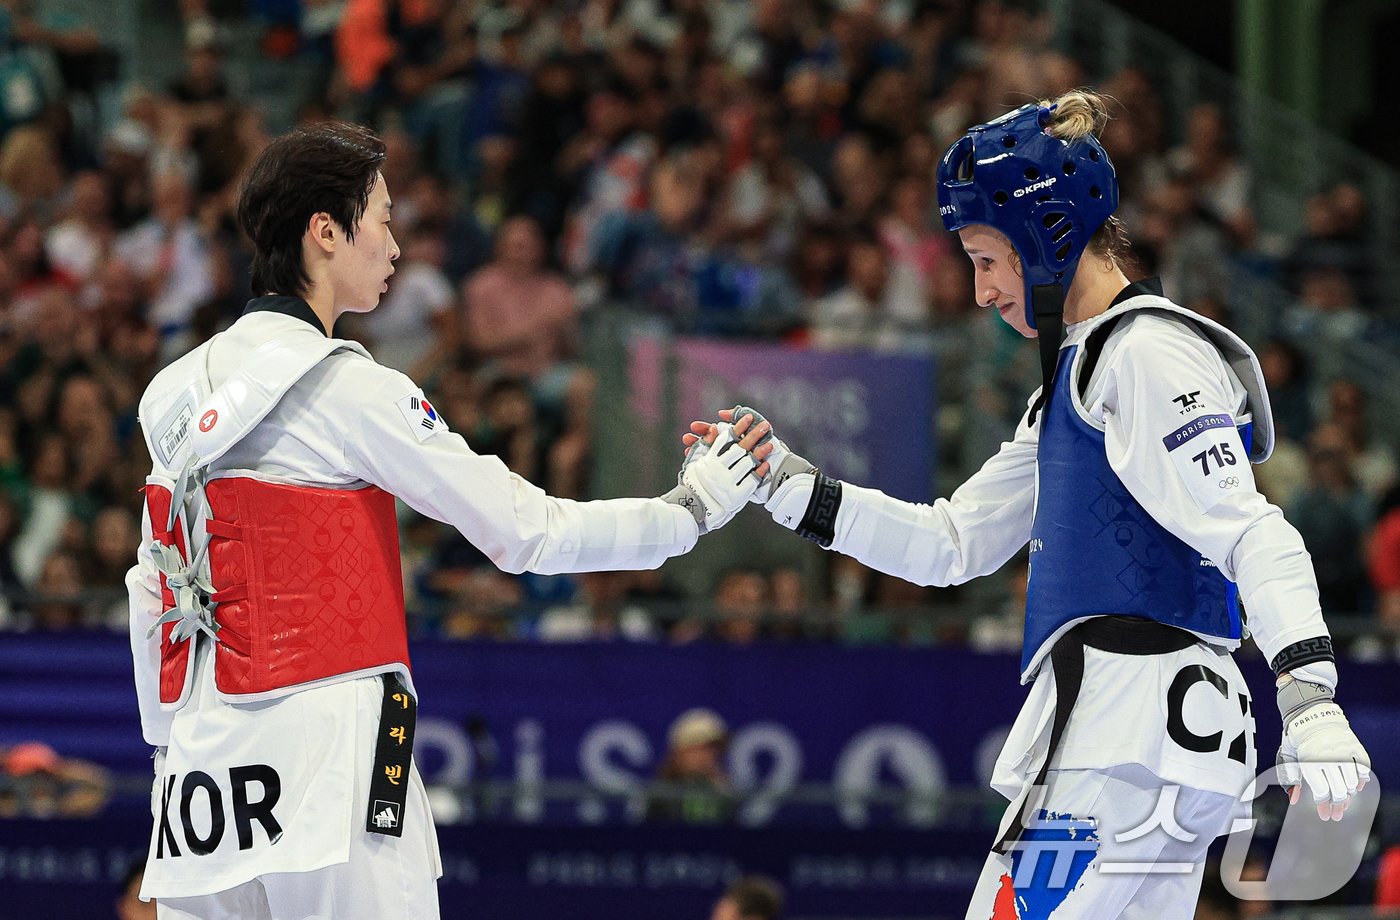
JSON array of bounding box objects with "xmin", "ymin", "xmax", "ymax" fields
[{"xmin": 684, "ymin": 88, "xmax": 1371, "ymax": 919}]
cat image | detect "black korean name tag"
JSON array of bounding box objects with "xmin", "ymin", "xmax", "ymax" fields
[{"xmin": 365, "ymin": 672, "xmax": 416, "ymax": 837}]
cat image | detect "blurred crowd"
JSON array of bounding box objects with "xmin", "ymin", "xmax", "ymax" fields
[{"xmin": 0, "ymin": 0, "xmax": 1393, "ymax": 652}]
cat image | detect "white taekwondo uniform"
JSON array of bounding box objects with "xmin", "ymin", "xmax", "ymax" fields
[
  {"xmin": 129, "ymin": 296, "xmax": 701, "ymax": 918},
  {"xmin": 793, "ymin": 280, "xmax": 1337, "ymax": 918}
]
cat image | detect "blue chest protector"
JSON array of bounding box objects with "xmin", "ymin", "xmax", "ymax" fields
[{"xmin": 1021, "ymin": 339, "xmax": 1247, "ymax": 676}]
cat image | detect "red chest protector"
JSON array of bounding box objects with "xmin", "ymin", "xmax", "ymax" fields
[
  {"xmin": 139, "ymin": 326, "xmax": 415, "ymax": 709},
  {"xmin": 145, "ymin": 476, "xmax": 411, "ymax": 705}
]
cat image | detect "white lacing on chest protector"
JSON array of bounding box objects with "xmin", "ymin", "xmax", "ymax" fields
[{"xmin": 146, "ymin": 453, "xmax": 221, "ymax": 645}]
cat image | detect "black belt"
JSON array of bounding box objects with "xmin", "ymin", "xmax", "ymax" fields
[
  {"xmin": 993, "ymin": 616, "xmax": 1197, "ymax": 854},
  {"xmin": 365, "ymin": 672, "xmax": 417, "ymax": 837}
]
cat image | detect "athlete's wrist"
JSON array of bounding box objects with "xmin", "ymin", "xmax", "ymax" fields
[{"xmin": 1276, "ymin": 674, "xmax": 1336, "ymax": 725}]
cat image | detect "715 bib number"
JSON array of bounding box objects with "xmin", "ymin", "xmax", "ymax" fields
[{"xmin": 1191, "ymin": 443, "xmax": 1237, "ymax": 476}]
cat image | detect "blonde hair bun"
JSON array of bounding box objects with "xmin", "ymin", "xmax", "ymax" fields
[{"xmin": 1041, "ymin": 89, "xmax": 1111, "ymax": 142}]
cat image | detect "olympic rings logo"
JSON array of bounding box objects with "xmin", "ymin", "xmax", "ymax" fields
[{"xmin": 1218, "ymin": 477, "xmax": 1240, "ymax": 489}]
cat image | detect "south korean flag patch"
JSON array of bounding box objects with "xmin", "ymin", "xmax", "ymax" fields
[{"xmin": 396, "ymin": 391, "xmax": 448, "ymax": 442}]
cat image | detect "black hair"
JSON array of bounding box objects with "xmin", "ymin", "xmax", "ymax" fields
[{"xmin": 236, "ymin": 121, "xmax": 386, "ymax": 297}]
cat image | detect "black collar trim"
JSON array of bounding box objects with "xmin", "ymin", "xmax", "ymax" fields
[
  {"xmin": 241, "ymin": 295, "xmax": 328, "ymax": 337},
  {"xmin": 1110, "ymin": 276, "xmax": 1164, "ymax": 308}
]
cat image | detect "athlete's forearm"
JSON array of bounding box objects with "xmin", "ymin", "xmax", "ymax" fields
[{"xmin": 829, "ymin": 480, "xmax": 1033, "ymax": 586}]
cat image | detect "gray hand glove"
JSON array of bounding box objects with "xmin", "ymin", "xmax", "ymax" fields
[
  {"xmin": 727, "ymin": 405, "xmax": 816, "ymax": 507},
  {"xmin": 725, "ymin": 405, "xmax": 843, "ymax": 548},
  {"xmin": 663, "ymin": 421, "xmax": 762, "ymax": 533}
]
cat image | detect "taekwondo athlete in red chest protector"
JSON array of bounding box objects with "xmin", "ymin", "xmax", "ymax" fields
[{"xmin": 128, "ymin": 120, "xmax": 773, "ymax": 920}]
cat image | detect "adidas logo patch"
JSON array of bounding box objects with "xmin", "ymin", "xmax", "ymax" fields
[{"xmin": 371, "ymin": 800, "xmax": 400, "ymax": 829}]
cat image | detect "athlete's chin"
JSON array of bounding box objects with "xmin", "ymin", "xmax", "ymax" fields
[
  {"xmin": 343, "ymin": 297, "xmax": 381, "ymax": 315},
  {"xmin": 996, "ymin": 315, "xmax": 1038, "ymax": 339}
]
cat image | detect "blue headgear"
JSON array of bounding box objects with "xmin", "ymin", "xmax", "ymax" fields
[{"xmin": 936, "ymin": 103, "xmax": 1118, "ymax": 330}]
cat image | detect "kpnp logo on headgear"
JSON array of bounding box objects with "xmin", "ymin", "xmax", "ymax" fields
[
  {"xmin": 199, "ymin": 410, "xmax": 219, "ymax": 432},
  {"xmin": 1013, "ymin": 176, "xmax": 1058, "ymax": 198}
]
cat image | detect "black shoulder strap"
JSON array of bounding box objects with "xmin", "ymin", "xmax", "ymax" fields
[
  {"xmin": 1026, "ymin": 284, "xmax": 1066, "ymax": 428},
  {"xmin": 1077, "ymin": 313, "xmax": 1126, "ymax": 401}
]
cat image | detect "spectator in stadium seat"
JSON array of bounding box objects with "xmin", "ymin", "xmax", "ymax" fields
[
  {"xmin": 508, "ymin": 52, "xmax": 585, "ymax": 231},
  {"xmin": 0, "ymin": 126, "xmax": 66, "ymax": 220},
  {"xmin": 1165, "ymin": 102, "xmax": 1255, "ymax": 248},
  {"xmin": 1257, "ymin": 339, "xmax": 1312, "ymax": 443},
  {"xmin": 1328, "ymin": 379, "xmax": 1396, "ymax": 501},
  {"xmin": 87, "ymin": 505, "xmax": 140, "ymax": 626},
  {"xmin": 12, "ymin": 433, "xmax": 77, "ymax": 587},
  {"xmin": 0, "ymin": 741, "xmax": 109, "ymax": 817},
  {"xmin": 0, "ymin": 408, "xmax": 23, "ymax": 501},
  {"xmin": 778, "ymin": 63, "xmax": 842, "ymax": 185},
  {"xmin": 335, "ymin": 0, "xmax": 432, "ymax": 98},
  {"xmin": 1289, "ymin": 424, "xmax": 1373, "ymax": 614},
  {"xmin": 647, "ymin": 708, "xmax": 733, "ymax": 824},
  {"xmin": 808, "ymin": 225, "xmax": 925, "ymax": 352},
  {"xmin": 462, "ymin": 215, "xmax": 578, "ymax": 392},
  {"xmin": 721, "ymin": 120, "xmax": 830, "ymax": 268},
  {"xmin": 562, "ymin": 78, "xmax": 656, "ymax": 274},
  {"xmin": 585, "ymin": 154, "xmax": 704, "ymax": 324},
  {"xmin": 359, "ymin": 220, "xmax": 455, "ymax": 375},
  {"xmin": 710, "ymin": 875, "xmax": 785, "ymax": 920},
  {"xmin": 1133, "ymin": 170, "xmax": 1230, "ymax": 307},
  {"xmin": 86, "ymin": 257, "xmax": 152, "ymax": 347},
  {"xmin": 790, "ymin": 221, "xmax": 846, "ymax": 302},
  {"xmin": 537, "ymin": 570, "xmax": 654, "ymax": 641},
  {"xmin": 712, "ymin": 567, "xmax": 769, "ymax": 645},
  {"xmin": 1252, "ymin": 345, "xmax": 1314, "ymax": 506},
  {"xmin": 423, "ymin": 530, "xmax": 524, "ymax": 639},
  {"xmin": 31, "ymin": 548, "xmax": 88, "ymax": 630},
  {"xmin": 1282, "ymin": 265, "xmax": 1369, "ymax": 343},
  {"xmin": 6, "ymin": 212, "xmax": 79, "ymax": 321},
  {"xmin": 828, "ymin": 133, "xmax": 887, "ymax": 228},
  {"xmin": 45, "ymin": 171, "xmax": 114, "ymax": 285},
  {"xmin": 766, "ymin": 566, "xmax": 814, "ymax": 641},
  {"xmin": 471, "ymin": 376, "xmax": 542, "ymax": 483},
  {"xmin": 1367, "ymin": 485, "xmax": 1400, "ymax": 637},
  {"xmin": 878, "ymin": 173, "xmax": 951, "ymax": 305},
  {"xmin": 1281, "ymin": 181, "xmax": 1378, "ymax": 308},
  {"xmin": 112, "ymin": 170, "xmax": 213, "ymax": 358}
]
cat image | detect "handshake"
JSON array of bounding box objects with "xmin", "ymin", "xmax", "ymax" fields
[{"xmin": 663, "ymin": 406, "xmax": 843, "ymax": 546}]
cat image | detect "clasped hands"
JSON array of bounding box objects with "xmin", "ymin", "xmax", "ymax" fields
[
  {"xmin": 665, "ymin": 406, "xmax": 819, "ymax": 535},
  {"xmin": 661, "ymin": 407, "xmax": 772, "ymax": 533}
]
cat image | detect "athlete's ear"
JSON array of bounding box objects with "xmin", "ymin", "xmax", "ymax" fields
[{"xmin": 308, "ymin": 212, "xmax": 336, "ymax": 253}]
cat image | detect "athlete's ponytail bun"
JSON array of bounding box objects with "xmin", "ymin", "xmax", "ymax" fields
[
  {"xmin": 1041, "ymin": 89, "xmax": 1111, "ymax": 143},
  {"xmin": 1037, "ymin": 89, "xmax": 1127, "ymax": 266}
]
